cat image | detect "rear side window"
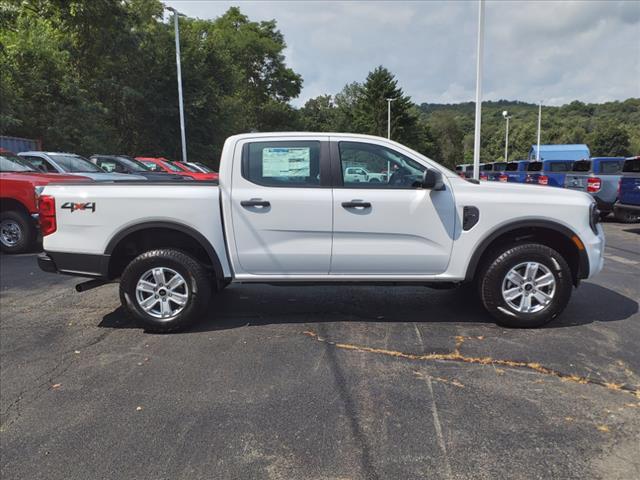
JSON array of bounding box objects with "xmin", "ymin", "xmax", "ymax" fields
[
  {"xmin": 548, "ymin": 162, "xmax": 571, "ymax": 172},
  {"xmin": 505, "ymin": 162, "xmax": 519, "ymax": 171},
  {"xmin": 600, "ymin": 160, "xmax": 623, "ymax": 174},
  {"xmin": 243, "ymin": 141, "xmax": 321, "ymax": 187},
  {"xmin": 23, "ymin": 155, "xmax": 57, "ymax": 173},
  {"xmin": 493, "ymin": 163, "xmax": 507, "ymax": 172},
  {"xmin": 527, "ymin": 162, "xmax": 543, "ymax": 172},
  {"xmin": 623, "ymin": 159, "xmax": 640, "ymax": 173},
  {"xmin": 571, "ymin": 160, "xmax": 591, "ymax": 172},
  {"xmin": 482, "ymin": 164, "xmax": 494, "ymax": 171}
]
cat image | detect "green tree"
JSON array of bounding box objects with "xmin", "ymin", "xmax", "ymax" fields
[{"xmin": 588, "ymin": 125, "xmax": 631, "ymax": 157}]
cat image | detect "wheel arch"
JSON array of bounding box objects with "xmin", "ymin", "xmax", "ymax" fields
[
  {"xmin": 465, "ymin": 219, "xmax": 589, "ymax": 286},
  {"xmin": 105, "ymin": 221, "xmax": 224, "ymax": 280},
  {"xmin": 0, "ymin": 198, "xmax": 31, "ymax": 216}
]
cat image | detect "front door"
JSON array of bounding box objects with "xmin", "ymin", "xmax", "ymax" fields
[
  {"xmin": 230, "ymin": 138, "xmax": 333, "ymax": 275},
  {"xmin": 330, "ymin": 139, "xmax": 456, "ymax": 275}
]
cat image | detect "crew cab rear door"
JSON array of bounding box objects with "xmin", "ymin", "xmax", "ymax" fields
[
  {"xmin": 329, "ymin": 138, "xmax": 456, "ymax": 275},
  {"xmin": 229, "ymin": 137, "xmax": 333, "ymax": 275}
]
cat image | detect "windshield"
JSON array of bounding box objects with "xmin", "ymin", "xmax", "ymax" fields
[
  {"xmin": 623, "ymin": 159, "xmax": 640, "ymax": 173},
  {"xmin": 548, "ymin": 161, "xmax": 572, "ymax": 172},
  {"xmin": 600, "ymin": 160, "xmax": 623, "ymax": 174},
  {"xmin": 50, "ymin": 154, "xmax": 102, "ymax": 173},
  {"xmin": 505, "ymin": 162, "xmax": 520, "ymax": 171},
  {"xmin": 174, "ymin": 162, "xmax": 198, "ymax": 172},
  {"xmin": 0, "ymin": 154, "xmax": 36, "ymax": 172},
  {"xmin": 115, "ymin": 156, "xmax": 149, "ymax": 172},
  {"xmin": 571, "ymin": 160, "xmax": 591, "ymax": 172},
  {"xmin": 194, "ymin": 162, "xmax": 214, "ymax": 172},
  {"xmin": 527, "ymin": 162, "xmax": 543, "ymax": 172},
  {"xmin": 161, "ymin": 160, "xmax": 182, "ymax": 172}
]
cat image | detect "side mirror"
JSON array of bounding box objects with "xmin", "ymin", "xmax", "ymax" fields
[{"xmin": 422, "ymin": 168, "xmax": 445, "ymax": 190}]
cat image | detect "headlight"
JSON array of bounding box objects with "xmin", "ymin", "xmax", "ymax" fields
[{"xmin": 589, "ymin": 202, "xmax": 600, "ymax": 234}]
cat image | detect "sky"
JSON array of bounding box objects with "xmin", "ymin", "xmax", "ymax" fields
[{"xmin": 164, "ymin": 0, "xmax": 640, "ymax": 107}]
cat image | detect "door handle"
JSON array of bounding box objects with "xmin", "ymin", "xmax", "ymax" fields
[
  {"xmin": 241, "ymin": 199, "xmax": 270, "ymax": 208},
  {"xmin": 342, "ymin": 201, "xmax": 371, "ymax": 209}
]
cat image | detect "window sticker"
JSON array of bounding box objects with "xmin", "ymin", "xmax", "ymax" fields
[{"xmin": 263, "ymin": 147, "xmax": 310, "ymax": 177}]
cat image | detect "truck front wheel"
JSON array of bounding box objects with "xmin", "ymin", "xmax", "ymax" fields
[
  {"xmin": 478, "ymin": 243, "xmax": 573, "ymax": 328},
  {"xmin": 119, "ymin": 249, "xmax": 212, "ymax": 333}
]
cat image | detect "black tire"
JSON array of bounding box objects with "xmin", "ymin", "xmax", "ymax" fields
[
  {"xmin": 119, "ymin": 249, "xmax": 212, "ymax": 333},
  {"xmin": 478, "ymin": 243, "xmax": 573, "ymax": 328},
  {"xmin": 599, "ymin": 211, "xmax": 610, "ymax": 221},
  {"xmin": 613, "ymin": 208, "xmax": 640, "ymax": 224},
  {"xmin": 0, "ymin": 210, "xmax": 35, "ymax": 254}
]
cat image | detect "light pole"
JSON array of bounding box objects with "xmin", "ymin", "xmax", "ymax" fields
[
  {"xmin": 386, "ymin": 98, "xmax": 395, "ymax": 139},
  {"xmin": 536, "ymin": 101, "xmax": 542, "ymax": 161},
  {"xmin": 166, "ymin": 6, "xmax": 187, "ymax": 163},
  {"xmin": 472, "ymin": 0, "xmax": 485, "ymax": 180},
  {"xmin": 502, "ymin": 110, "xmax": 512, "ymax": 162}
]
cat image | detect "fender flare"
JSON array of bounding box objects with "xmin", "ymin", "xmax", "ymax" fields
[
  {"xmin": 105, "ymin": 221, "xmax": 224, "ymax": 280},
  {"xmin": 464, "ymin": 219, "xmax": 589, "ymax": 283}
]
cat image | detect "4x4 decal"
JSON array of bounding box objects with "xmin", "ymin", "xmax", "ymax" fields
[{"xmin": 61, "ymin": 201, "xmax": 96, "ymax": 213}]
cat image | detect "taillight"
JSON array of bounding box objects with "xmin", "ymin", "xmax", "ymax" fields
[
  {"xmin": 38, "ymin": 195, "xmax": 56, "ymax": 236},
  {"xmin": 617, "ymin": 179, "xmax": 621, "ymax": 195},
  {"xmin": 499, "ymin": 174, "xmax": 508, "ymax": 183},
  {"xmin": 587, "ymin": 177, "xmax": 601, "ymax": 193},
  {"xmin": 538, "ymin": 175, "xmax": 549, "ymax": 185}
]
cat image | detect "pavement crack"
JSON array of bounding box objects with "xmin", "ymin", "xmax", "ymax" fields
[{"xmin": 302, "ymin": 330, "xmax": 640, "ymax": 398}]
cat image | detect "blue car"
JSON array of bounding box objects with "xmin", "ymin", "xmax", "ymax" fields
[
  {"xmin": 503, "ymin": 160, "xmax": 529, "ymax": 183},
  {"xmin": 614, "ymin": 157, "xmax": 640, "ymax": 223},
  {"xmin": 525, "ymin": 159, "xmax": 574, "ymax": 187}
]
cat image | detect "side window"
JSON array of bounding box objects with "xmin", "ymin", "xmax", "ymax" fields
[
  {"xmin": 97, "ymin": 160, "xmax": 117, "ymax": 172},
  {"xmin": 243, "ymin": 141, "xmax": 321, "ymax": 187},
  {"xmin": 24, "ymin": 156, "xmax": 56, "ymax": 173},
  {"xmin": 339, "ymin": 141, "xmax": 425, "ymax": 189}
]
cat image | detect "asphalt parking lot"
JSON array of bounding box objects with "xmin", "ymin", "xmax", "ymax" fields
[{"xmin": 1, "ymin": 221, "xmax": 639, "ymax": 480}]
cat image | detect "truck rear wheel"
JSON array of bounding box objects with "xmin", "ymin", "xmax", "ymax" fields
[
  {"xmin": 119, "ymin": 249, "xmax": 212, "ymax": 333},
  {"xmin": 478, "ymin": 243, "xmax": 573, "ymax": 328},
  {"xmin": 0, "ymin": 210, "xmax": 35, "ymax": 254}
]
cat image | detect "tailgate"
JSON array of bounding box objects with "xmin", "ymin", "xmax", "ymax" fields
[{"xmin": 565, "ymin": 174, "xmax": 588, "ymax": 191}]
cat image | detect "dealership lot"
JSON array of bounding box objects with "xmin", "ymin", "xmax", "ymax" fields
[{"xmin": 1, "ymin": 221, "xmax": 638, "ymax": 480}]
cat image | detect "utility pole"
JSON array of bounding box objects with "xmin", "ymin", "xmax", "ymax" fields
[
  {"xmin": 502, "ymin": 110, "xmax": 512, "ymax": 162},
  {"xmin": 536, "ymin": 101, "xmax": 542, "ymax": 161},
  {"xmin": 386, "ymin": 98, "xmax": 395, "ymax": 139},
  {"xmin": 166, "ymin": 6, "xmax": 187, "ymax": 163},
  {"xmin": 472, "ymin": 0, "xmax": 485, "ymax": 180}
]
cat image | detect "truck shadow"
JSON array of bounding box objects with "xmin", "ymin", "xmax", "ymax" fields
[{"xmin": 99, "ymin": 282, "xmax": 638, "ymax": 333}]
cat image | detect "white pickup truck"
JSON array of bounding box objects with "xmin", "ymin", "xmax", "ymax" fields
[{"xmin": 37, "ymin": 133, "xmax": 605, "ymax": 332}]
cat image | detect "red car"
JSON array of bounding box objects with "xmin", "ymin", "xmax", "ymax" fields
[
  {"xmin": 0, "ymin": 151, "xmax": 92, "ymax": 253},
  {"xmin": 173, "ymin": 161, "xmax": 219, "ymax": 180},
  {"xmin": 135, "ymin": 157, "xmax": 217, "ymax": 181}
]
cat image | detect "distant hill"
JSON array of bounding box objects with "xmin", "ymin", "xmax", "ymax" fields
[{"xmin": 416, "ymin": 99, "xmax": 640, "ymax": 165}]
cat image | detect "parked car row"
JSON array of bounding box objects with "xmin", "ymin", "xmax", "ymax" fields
[
  {"xmin": 456, "ymin": 156, "xmax": 640, "ymax": 222},
  {"xmin": 1, "ymin": 148, "xmax": 219, "ymax": 253}
]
